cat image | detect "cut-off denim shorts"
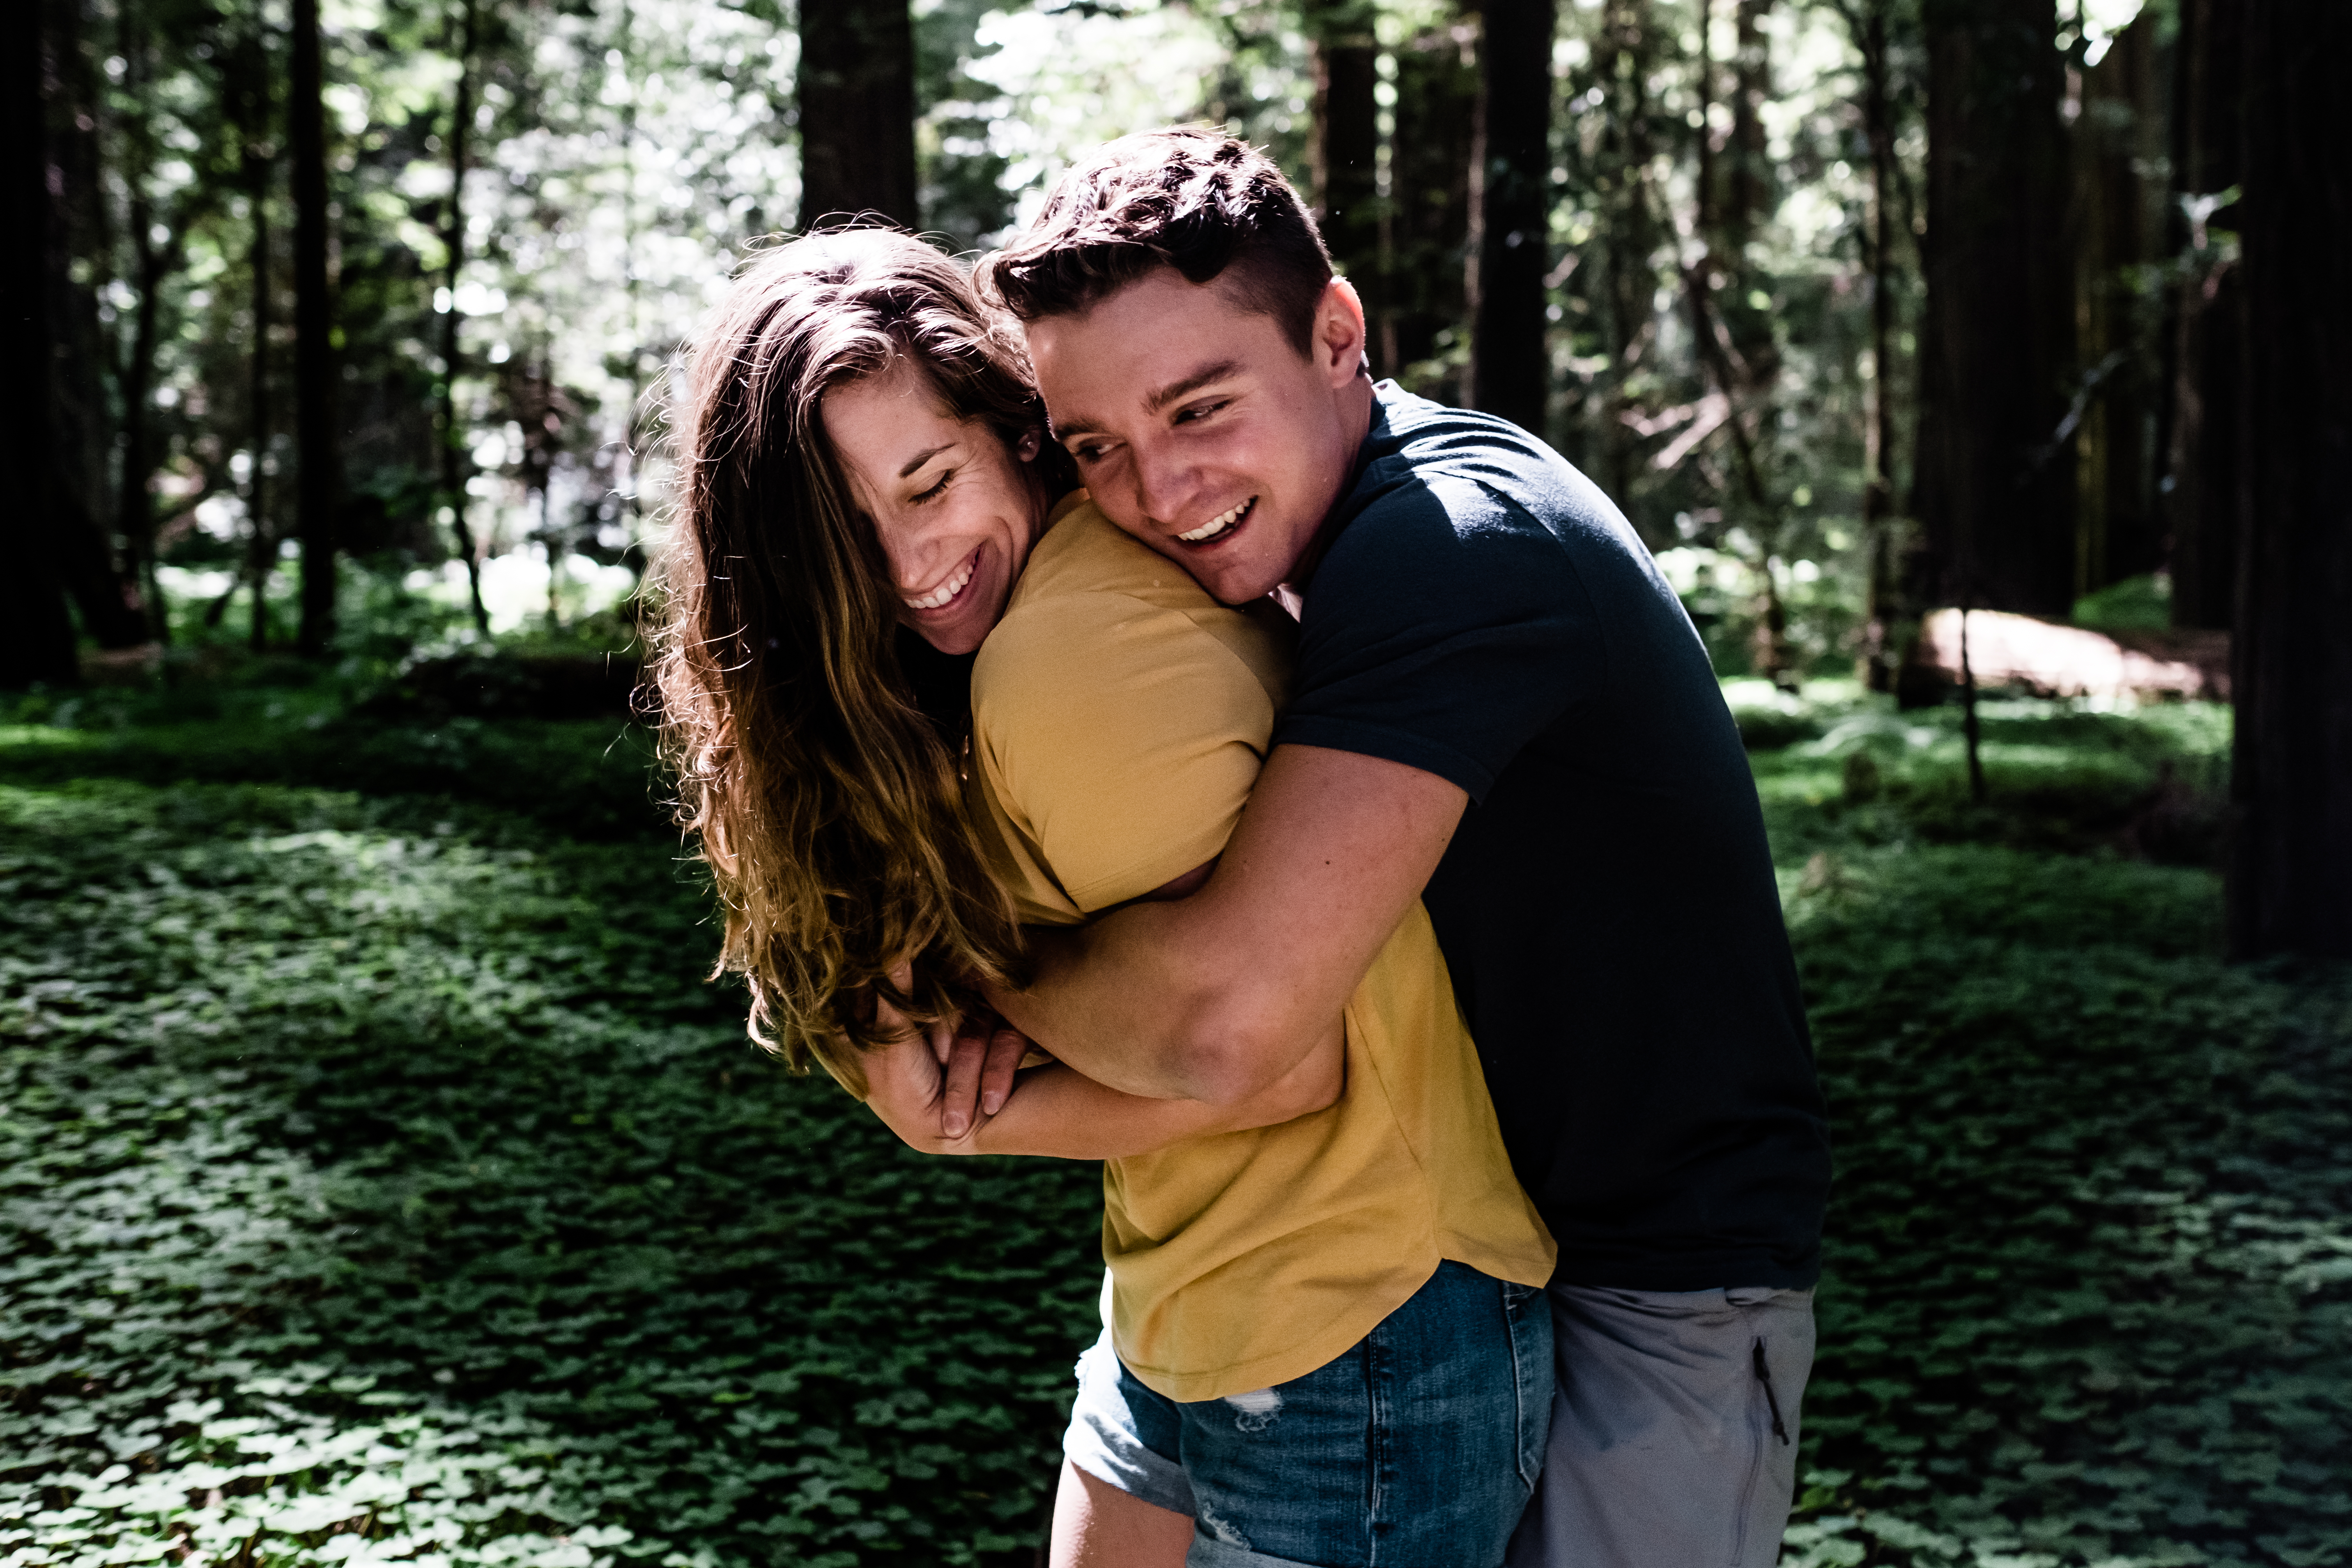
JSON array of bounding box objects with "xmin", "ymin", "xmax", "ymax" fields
[{"xmin": 1064, "ymin": 1261, "xmax": 1554, "ymax": 1567}]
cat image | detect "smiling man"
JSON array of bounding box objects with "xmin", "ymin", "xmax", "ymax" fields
[{"xmin": 970, "ymin": 131, "xmax": 1833, "ymax": 1568}]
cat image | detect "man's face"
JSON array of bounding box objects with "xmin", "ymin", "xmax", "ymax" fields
[{"xmin": 1026, "ymin": 268, "xmax": 1373, "ymax": 605}]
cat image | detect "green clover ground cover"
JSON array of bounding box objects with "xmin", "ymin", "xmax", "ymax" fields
[
  {"xmin": 2, "ymin": 690, "xmax": 2347, "ymax": 1567},
  {"xmin": 1, "ymin": 777, "xmax": 1102, "ymax": 1568}
]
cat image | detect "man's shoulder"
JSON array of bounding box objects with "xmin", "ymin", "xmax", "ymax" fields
[{"xmin": 1332, "ymin": 386, "xmax": 1647, "ymax": 570}]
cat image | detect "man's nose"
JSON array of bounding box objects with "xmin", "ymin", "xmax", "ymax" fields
[{"xmin": 1132, "ymin": 437, "xmax": 1199, "ymax": 532}]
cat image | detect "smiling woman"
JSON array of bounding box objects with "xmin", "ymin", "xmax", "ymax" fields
[{"xmin": 647, "ymin": 229, "xmax": 1074, "ymax": 1080}]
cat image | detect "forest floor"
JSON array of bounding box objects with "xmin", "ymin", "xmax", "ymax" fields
[{"xmin": 0, "ymin": 668, "xmax": 2345, "ymax": 1568}]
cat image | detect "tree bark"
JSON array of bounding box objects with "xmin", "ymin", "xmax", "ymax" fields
[
  {"xmin": 242, "ymin": 34, "xmax": 275, "ymax": 652},
  {"xmin": 1595, "ymin": 0, "xmax": 1658, "ymax": 505},
  {"xmin": 1306, "ymin": 1, "xmax": 1380, "ymax": 331},
  {"xmin": 1380, "ymin": 17, "xmax": 1477, "ymax": 393},
  {"xmin": 291, "ymin": 0, "xmax": 338, "ymax": 654},
  {"xmin": 2163, "ymin": 0, "xmax": 2242, "ymax": 631},
  {"xmin": 39, "ymin": 0, "xmax": 147, "ymax": 650},
  {"xmin": 439, "ymin": 0, "xmax": 490, "ymax": 635},
  {"xmin": 4, "ymin": 0, "xmax": 80, "ymax": 687},
  {"xmin": 2225, "ymin": 0, "xmax": 2352, "ymax": 960},
  {"xmin": 795, "ymin": 0, "xmax": 917, "ymax": 229},
  {"xmin": 1850, "ymin": 0, "xmax": 1906, "ymax": 690},
  {"xmin": 1465, "ymin": 0, "xmax": 1555, "ymax": 434},
  {"xmin": 1911, "ymin": 0, "xmax": 2076, "ymax": 617},
  {"xmin": 2070, "ymin": 18, "xmax": 2166, "ymax": 597}
]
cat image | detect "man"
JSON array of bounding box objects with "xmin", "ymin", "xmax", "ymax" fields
[{"xmin": 961, "ymin": 129, "xmax": 1832, "ymax": 1567}]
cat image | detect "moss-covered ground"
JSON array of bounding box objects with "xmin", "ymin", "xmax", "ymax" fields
[{"xmin": 2, "ymin": 673, "xmax": 2343, "ymax": 1567}]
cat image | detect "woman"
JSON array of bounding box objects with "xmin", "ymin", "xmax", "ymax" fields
[{"xmin": 651, "ymin": 227, "xmax": 1552, "ymax": 1567}]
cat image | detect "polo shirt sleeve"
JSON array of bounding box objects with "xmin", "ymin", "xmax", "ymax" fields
[
  {"xmin": 1275, "ymin": 475, "xmax": 1604, "ymax": 803},
  {"xmin": 971, "ymin": 590, "xmax": 1276, "ymax": 914}
]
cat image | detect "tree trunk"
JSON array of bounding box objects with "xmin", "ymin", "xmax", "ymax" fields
[
  {"xmin": 1852, "ymin": 0, "xmax": 1906, "ymax": 691},
  {"xmin": 2163, "ymin": 0, "xmax": 2242, "ymax": 631},
  {"xmin": 291, "ymin": 0, "xmax": 338, "ymax": 654},
  {"xmin": 2070, "ymin": 18, "xmax": 2166, "ymax": 598},
  {"xmin": 795, "ymin": 0, "xmax": 917, "ymax": 229},
  {"xmin": 439, "ymin": 0, "xmax": 490, "ymax": 635},
  {"xmin": 2225, "ymin": 0, "xmax": 2352, "ymax": 960},
  {"xmin": 1465, "ymin": 0, "xmax": 1554, "ymax": 435},
  {"xmin": 4, "ymin": 0, "xmax": 80, "ymax": 687},
  {"xmin": 245, "ymin": 65, "xmax": 274, "ymax": 654},
  {"xmin": 1596, "ymin": 0, "xmax": 1658, "ymax": 505},
  {"xmin": 40, "ymin": 0, "xmax": 147, "ymax": 650},
  {"xmin": 1306, "ymin": 1, "xmax": 1380, "ymax": 331},
  {"xmin": 1380, "ymin": 17, "xmax": 1476, "ymax": 393},
  {"xmin": 1717, "ymin": 0, "xmax": 1775, "ymax": 366},
  {"xmin": 1912, "ymin": 0, "xmax": 2076, "ymax": 617}
]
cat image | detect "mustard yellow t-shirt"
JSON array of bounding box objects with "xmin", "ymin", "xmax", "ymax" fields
[{"xmin": 965, "ymin": 494, "xmax": 1555, "ymax": 1403}]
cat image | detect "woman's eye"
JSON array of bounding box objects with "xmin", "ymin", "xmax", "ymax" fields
[{"xmin": 911, "ymin": 470, "xmax": 952, "ymax": 504}]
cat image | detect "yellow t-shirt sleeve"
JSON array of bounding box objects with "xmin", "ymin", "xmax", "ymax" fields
[{"xmin": 972, "ymin": 589, "xmax": 1274, "ymax": 914}]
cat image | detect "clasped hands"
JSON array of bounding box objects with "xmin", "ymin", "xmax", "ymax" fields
[{"xmin": 862, "ymin": 962, "xmax": 1040, "ymax": 1150}]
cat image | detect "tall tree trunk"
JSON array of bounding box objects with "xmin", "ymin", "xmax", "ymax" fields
[
  {"xmin": 795, "ymin": 0, "xmax": 916, "ymax": 228},
  {"xmin": 291, "ymin": 0, "xmax": 338, "ymax": 654},
  {"xmin": 4, "ymin": 0, "xmax": 80, "ymax": 686},
  {"xmin": 1596, "ymin": 0, "xmax": 1658, "ymax": 503},
  {"xmin": 439, "ymin": 0, "xmax": 490, "ymax": 635},
  {"xmin": 111, "ymin": 5, "xmax": 171, "ymax": 645},
  {"xmin": 2163, "ymin": 0, "xmax": 2242, "ymax": 631},
  {"xmin": 41, "ymin": 0, "xmax": 146, "ymax": 650},
  {"xmin": 1307, "ymin": 1, "xmax": 1380, "ymax": 334},
  {"xmin": 1912, "ymin": 0, "xmax": 2076, "ymax": 617},
  {"xmin": 1718, "ymin": 0, "xmax": 1775, "ymax": 366},
  {"xmin": 1465, "ymin": 0, "xmax": 1555, "ymax": 434},
  {"xmin": 2071, "ymin": 18, "xmax": 2166, "ymax": 598},
  {"xmin": 2225, "ymin": 0, "xmax": 2352, "ymax": 960},
  {"xmin": 1380, "ymin": 17, "xmax": 1477, "ymax": 393},
  {"xmin": 1850, "ymin": 0, "xmax": 1906, "ymax": 690},
  {"xmin": 246, "ymin": 82, "xmax": 274, "ymax": 653}
]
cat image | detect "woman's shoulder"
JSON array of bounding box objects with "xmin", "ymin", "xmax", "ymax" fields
[{"xmin": 1012, "ymin": 494, "xmax": 1217, "ymax": 613}]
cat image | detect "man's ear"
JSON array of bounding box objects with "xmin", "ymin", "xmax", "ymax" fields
[{"xmin": 1316, "ymin": 276, "xmax": 1371, "ymax": 389}]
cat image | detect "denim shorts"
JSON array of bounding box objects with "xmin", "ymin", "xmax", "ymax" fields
[{"xmin": 1064, "ymin": 1261, "xmax": 1554, "ymax": 1567}]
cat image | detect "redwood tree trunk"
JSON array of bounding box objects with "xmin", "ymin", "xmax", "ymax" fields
[
  {"xmin": 795, "ymin": 0, "xmax": 916, "ymax": 229},
  {"xmin": 1307, "ymin": 0, "xmax": 1380, "ymax": 328},
  {"xmin": 291, "ymin": 0, "xmax": 338, "ymax": 653},
  {"xmin": 5, "ymin": 0, "xmax": 78, "ymax": 686},
  {"xmin": 438, "ymin": 0, "xmax": 489, "ymax": 635},
  {"xmin": 2225, "ymin": 0, "xmax": 2352, "ymax": 960},
  {"xmin": 1465, "ymin": 0, "xmax": 1554, "ymax": 435},
  {"xmin": 1380, "ymin": 18, "xmax": 1476, "ymax": 392},
  {"xmin": 1911, "ymin": 0, "xmax": 2076, "ymax": 616},
  {"xmin": 2163, "ymin": 0, "xmax": 2243, "ymax": 631}
]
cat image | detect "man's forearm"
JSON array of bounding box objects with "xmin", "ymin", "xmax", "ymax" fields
[{"xmin": 986, "ymin": 743, "xmax": 1469, "ymax": 1105}]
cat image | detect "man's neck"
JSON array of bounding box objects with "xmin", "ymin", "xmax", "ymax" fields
[{"xmin": 1270, "ymin": 373, "xmax": 1380, "ymax": 613}]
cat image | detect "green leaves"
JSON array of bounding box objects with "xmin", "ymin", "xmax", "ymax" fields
[{"xmin": 0, "ymin": 780, "xmax": 1099, "ymax": 1567}]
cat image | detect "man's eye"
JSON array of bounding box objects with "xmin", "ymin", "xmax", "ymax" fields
[
  {"xmin": 1173, "ymin": 400, "xmax": 1227, "ymax": 425},
  {"xmin": 911, "ymin": 470, "xmax": 952, "ymax": 504},
  {"xmin": 1073, "ymin": 442, "xmax": 1110, "ymax": 463}
]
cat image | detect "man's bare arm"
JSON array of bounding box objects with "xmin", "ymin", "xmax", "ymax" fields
[
  {"xmin": 982, "ymin": 743, "xmax": 1467, "ymax": 1105},
  {"xmin": 862, "ymin": 1011, "xmax": 1345, "ymax": 1158}
]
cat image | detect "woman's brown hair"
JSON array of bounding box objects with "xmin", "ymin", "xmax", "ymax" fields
[{"xmin": 648, "ymin": 228, "xmax": 1069, "ymax": 1090}]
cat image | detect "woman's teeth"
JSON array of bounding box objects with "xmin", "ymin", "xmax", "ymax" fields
[
  {"xmin": 905, "ymin": 555, "xmax": 976, "ymax": 612},
  {"xmin": 1178, "ymin": 497, "xmax": 1255, "ymax": 543}
]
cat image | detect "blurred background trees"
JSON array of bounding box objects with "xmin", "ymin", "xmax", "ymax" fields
[{"xmin": 7, "ymin": 0, "xmax": 2343, "ymax": 948}]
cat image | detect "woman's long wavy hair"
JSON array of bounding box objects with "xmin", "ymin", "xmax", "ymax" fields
[{"xmin": 649, "ymin": 228, "xmax": 1069, "ymax": 1090}]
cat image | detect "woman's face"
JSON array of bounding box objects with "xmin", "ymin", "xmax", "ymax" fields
[{"xmin": 822, "ymin": 359, "xmax": 1047, "ymax": 656}]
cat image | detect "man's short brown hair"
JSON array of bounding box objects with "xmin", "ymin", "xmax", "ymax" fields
[{"xmin": 978, "ymin": 127, "xmax": 1334, "ymax": 356}]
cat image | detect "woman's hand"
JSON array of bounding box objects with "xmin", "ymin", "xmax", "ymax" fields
[{"xmin": 866, "ymin": 961, "xmax": 1036, "ymax": 1148}]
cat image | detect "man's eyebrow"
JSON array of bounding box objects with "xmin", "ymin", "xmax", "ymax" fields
[
  {"xmin": 1144, "ymin": 360, "xmax": 1244, "ymax": 415},
  {"xmin": 895, "ymin": 442, "xmax": 954, "ymax": 480}
]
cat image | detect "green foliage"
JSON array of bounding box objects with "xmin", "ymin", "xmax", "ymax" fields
[
  {"xmin": 2072, "ymin": 573, "xmax": 2175, "ymax": 633},
  {"xmin": 1782, "ymin": 846, "xmax": 2352, "ymax": 1568},
  {"xmin": 5, "ymin": 688, "xmax": 2342, "ymax": 1568},
  {"xmin": 0, "ymin": 779, "xmax": 1102, "ymax": 1567}
]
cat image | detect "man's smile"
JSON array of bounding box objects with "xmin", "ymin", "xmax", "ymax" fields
[{"xmin": 1177, "ymin": 496, "xmax": 1257, "ymax": 546}]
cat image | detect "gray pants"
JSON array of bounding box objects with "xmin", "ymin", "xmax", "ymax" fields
[{"xmin": 1504, "ymin": 1284, "xmax": 1816, "ymax": 1568}]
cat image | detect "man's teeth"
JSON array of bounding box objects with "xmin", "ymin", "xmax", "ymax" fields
[
  {"xmin": 1177, "ymin": 497, "xmax": 1254, "ymax": 543},
  {"xmin": 905, "ymin": 556, "xmax": 975, "ymax": 611}
]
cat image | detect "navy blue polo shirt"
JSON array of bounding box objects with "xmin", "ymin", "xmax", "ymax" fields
[{"xmin": 1274, "ymin": 383, "xmax": 1831, "ymax": 1290}]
